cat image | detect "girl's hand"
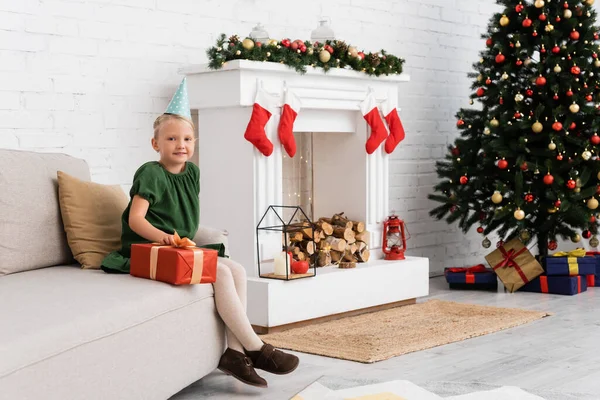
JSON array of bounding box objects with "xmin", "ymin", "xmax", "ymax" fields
[{"xmin": 159, "ymin": 234, "xmax": 175, "ymax": 245}]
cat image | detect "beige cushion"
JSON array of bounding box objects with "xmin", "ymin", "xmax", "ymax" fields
[
  {"xmin": 57, "ymin": 171, "xmax": 128, "ymax": 269},
  {"xmin": 0, "ymin": 149, "xmax": 90, "ymax": 276}
]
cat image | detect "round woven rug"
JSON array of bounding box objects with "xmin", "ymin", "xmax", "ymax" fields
[{"xmin": 261, "ymin": 299, "xmax": 550, "ymax": 363}]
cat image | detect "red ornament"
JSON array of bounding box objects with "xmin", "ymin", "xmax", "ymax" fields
[
  {"xmin": 595, "ymin": 32, "xmax": 600, "ymax": 40},
  {"xmin": 594, "ymin": 53, "xmax": 598, "ymax": 59},
  {"xmin": 486, "ymin": 38, "xmax": 493, "ymax": 47},
  {"xmin": 486, "ymin": 78, "xmax": 492, "ymax": 85},
  {"xmin": 514, "ymin": 112, "xmax": 522, "ymax": 119},
  {"xmin": 539, "ymin": 13, "xmax": 547, "ymax": 21},
  {"xmin": 552, "ymin": 121, "xmax": 563, "ymax": 131},
  {"xmin": 457, "ymin": 119, "xmax": 465, "ymax": 127},
  {"xmin": 451, "ymin": 147, "xmax": 460, "ymax": 156},
  {"xmin": 570, "ymin": 122, "xmax": 576, "ymax": 130},
  {"xmin": 532, "ymin": 30, "xmax": 538, "ymax": 37},
  {"xmin": 523, "ymin": 18, "xmax": 533, "ymax": 27},
  {"xmin": 525, "ymin": 193, "xmax": 535, "ymax": 203},
  {"xmin": 526, "ymin": 89, "xmax": 534, "ymax": 96},
  {"xmin": 291, "ymin": 260, "xmax": 309, "ymax": 274},
  {"xmin": 555, "ymin": 200, "xmax": 562, "ymax": 208},
  {"xmin": 256, "ymin": 41, "xmax": 262, "ymax": 47},
  {"xmin": 495, "ymin": 54, "xmax": 505, "ymax": 64},
  {"xmin": 556, "ymin": 16, "xmax": 561, "ymax": 22},
  {"xmin": 477, "ymin": 227, "xmax": 484, "ymax": 234},
  {"xmin": 460, "ymin": 175, "xmax": 469, "ymax": 185},
  {"xmin": 548, "ymin": 241, "xmax": 558, "ymax": 251},
  {"xmin": 571, "ymin": 66, "xmax": 581, "ymax": 75},
  {"xmin": 554, "ymin": 94, "xmax": 560, "ymax": 100},
  {"xmin": 516, "ymin": 4, "xmax": 524, "ymax": 12},
  {"xmin": 583, "ymin": 230, "xmax": 592, "ymax": 239},
  {"xmin": 544, "ymin": 173, "xmax": 555, "ymax": 185},
  {"xmin": 450, "ymin": 205, "xmax": 458, "ymax": 213},
  {"xmin": 516, "ymin": 59, "xmax": 523, "ymax": 66},
  {"xmin": 552, "ymin": 46, "xmax": 561, "ymax": 54},
  {"xmin": 520, "ymin": 162, "xmax": 529, "ymax": 171},
  {"xmin": 566, "ymin": 89, "xmax": 574, "ymax": 97},
  {"xmin": 290, "ymin": 42, "xmax": 299, "ymax": 51},
  {"xmin": 536, "ymin": 76, "xmax": 547, "ymax": 86},
  {"xmin": 597, "ymin": 185, "xmax": 600, "ymax": 194},
  {"xmin": 591, "ymin": 215, "xmax": 597, "ymax": 223},
  {"xmin": 300, "ymin": 45, "xmax": 307, "ymax": 52},
  {"xmin": 357, "ymin": 52, "xmax": 365, "ymax": 60},
  {"xmin": 476, "ymin": 88, "xmax": 485, "ymax": 97},
  {"xmin": 498, "ymin": 159, "xmax": 508, "ymax": 169},
  {"xmin": 281, "ymin": 39, "xmax": 291, "ymax": 47},
  {"xmin": 571, "ymin": 30, "xmax": 580, "ymax": 40},
  {"xmin": 499, "ymin": 97, "xmax": 504, "ymax": 105},
  {"xmin": 591, "ymin": 135, "xmax": 600, "ymax": 145},
  {"xmin": 564, "ymin": 1, "xmax": 569, "ymax": 8},
  {"xmin": 587, "ymin": 95, "xmax": 594, "ymax": 102},
  {"xmin": 541, "ymin": 46, "xmax": 547, "ymax": 54},
  {"xmin": 567, "ymin": 179, "xmax": 577, "ymax": 189},
  {"xmin": 557, "ymin": 153, "xmax": 564, "ymax": 161}
]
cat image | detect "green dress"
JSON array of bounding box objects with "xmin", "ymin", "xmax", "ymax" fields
[{"xmin": 101, "ymin": 161, "xmax": 225, "ymax": 274}]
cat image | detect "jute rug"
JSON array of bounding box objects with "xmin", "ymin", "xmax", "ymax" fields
[{"xmin": 261, "ymin": 299, "xmax": 550, "ymax": 363}]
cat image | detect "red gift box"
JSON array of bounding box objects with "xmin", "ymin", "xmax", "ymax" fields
[{"xmin": 130, "ymin": 243, "xmax": 218, "ymax": 285}]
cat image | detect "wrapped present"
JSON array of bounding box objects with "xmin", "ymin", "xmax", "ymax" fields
[
  {"xmin": 585, "ymin": 251, "xmax": 600, "ymax": 274},
  {"xmin": 130, "ymin": 233, "xmax": 218, "ymax": 285},
  {"xmin": 484, "ymin": 238, "xmax": 544, "ymax": 293},
  {"xmin": 586, "ymin": 275, "xmax": 600, "ymax": 287},
  {"xmin": 519, "ymin": 275, "xmax": 587, "ymax": 295},
  {"xmin": 444, "ymin": 264, "xmax": 498, "ymax": 290},
  {"xmin": 544, "ymin": 249, "xmax": 596, "ymax": 276}
]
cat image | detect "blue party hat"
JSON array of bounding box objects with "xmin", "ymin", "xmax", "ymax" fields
[{"xmin": 165, "ymin": 77, "xmax": 191, "ymax": 119}]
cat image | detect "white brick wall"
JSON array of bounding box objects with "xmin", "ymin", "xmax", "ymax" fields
[{"xmin": 0, "ymin": 0, "xmax": 518, "ymax": 274}]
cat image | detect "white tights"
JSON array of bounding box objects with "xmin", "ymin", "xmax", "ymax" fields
[{"xmin": 213, "ymin": 258, "xmax": 264, "ymax": 353}]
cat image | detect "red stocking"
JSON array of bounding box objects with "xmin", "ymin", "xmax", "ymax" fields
[
  {"xmin": 278, "ymin": 90, "xmax": 301, "ymax": 157},
  {"xmin": 360, "ymin": 92, "xmax": 388, "ymax": 154},
  {"xmin": 244, "ymin": 87, "xmax": 274, "ymax": 156},
  {"xmin": 382, "ymin": 96, "xmax": 405, "ymax": 154}
]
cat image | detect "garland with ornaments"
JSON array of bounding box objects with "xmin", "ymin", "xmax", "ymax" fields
[{"xmin": 206, "ymin": 33, "xmax": 405, "ymax": 77}]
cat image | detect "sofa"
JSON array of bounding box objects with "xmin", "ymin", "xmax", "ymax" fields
[{"xmin": 0, "ymin": 149, "xmax": 228, "ymax": 400}]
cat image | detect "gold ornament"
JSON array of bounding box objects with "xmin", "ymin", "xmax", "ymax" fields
[
  {"xmin": 515, "ymin": 41, "xmax": 521, "ymax": 48},
  {"xmin": 266, "ymin": 51, "xmax": 271, "ymax": 57},
  {"xmin": 575, "ymin": 188, "xmax": 581, "ymax": 193},
  {"xmin": 532, "ymin": 121, "xmax": 543, "ymax": 133},
  {"xmin": 583, "ymin": 150, "xmax": 592, "ymax": 160},
  {"xmin": 484, "ymin": 127, "xmax": 491, "ymax": 135},
  {"xmin": 319, "ymin": 49, "xmax": 331, "ymax": 63},
  {"xmin": 514, "ymin": 208, "xmax": 525, "ymax": 220},
  {"xmin": 500, "ymin": 15, "xmax": 510, "ymax": 27},
  {"xmin": 548, "ymin": 207, "xmax": 558, "ymax": 214},
  {"xmin": 348, "ymin": 46, "xmax": 358, "ymax": 58},
  {"xmin": 520, "ymin": 230, "xmax": 531, "ymax": 242},
  {"xmin": 570, "ymin": 103, "xmax": 580, "ymax": 113},
  {"xmin": 308, "ymin": 47, "xmax": 314, "ymax": 55},
  {"xmin": 534, "ymin": 0, "xmax": 545, "ymax": 7},
  {"xmin": 235, "ymin": 50, "xmax": 241, "ymax": 55},
  {"xmin": 502, "ymin": 72, "xmax": 509, "ymax": 80},
  {"xmin": 588, "ymin": 197, "xmax": 599, "ymax": 209},
  {"xmin": 477, "ymin": 74, "xmax": 483, "ymax": 82},
  {"xmin": 597, "ymin": 171, "xmax": 600, "ymax": 180},
  {"xmin": 524, "ymin": 58, "xmax": 533, "ymax": 66},
  {"xmin": 492, "ymin": 191, "xmax": 503, "ymax": 204},
  {"xmin": 482, "ymin": 237, "xmax": 491, "ymax": 248},
  {"xmin": 490, "ymin": 118, "xmax": 499, "ymax": 128},
  {"xmin": 554, "ymin": 64, "xmax": 562, "ymax": 73},
  {"xmin": 572, "ymin": 234, "xmax": 582, "ymax": 243},
  {"xmin": 242, "ymin": 38, "xmax": 255, "ymax": 50},
  {"xmin": 267, "ymin": 39, "xmax": 278, "ymax": 46},
  {"xmin": 595, "ymin": 59, "xmax": 600, "ymax": 68},
  {"xmin": 564, "ymin": 9, "xmax": 572, "ymax": 19},
  {"xmin": 586, "ymin": 0, "xmax": 595, "ymax": 5},
  {"xmin": 548, "ymin": 141, "xmax": 556, "ymax": 150},
  {"xmin": 515, "ymin": 93, "xmax": 524, "ymax": 102},
  {"xmin": 590, "ymin": 235, "xmax": 599, "ymax": 248},
  {"xmin": 545, "ymin": 24, "xmax": 555, "ymax": 33}
]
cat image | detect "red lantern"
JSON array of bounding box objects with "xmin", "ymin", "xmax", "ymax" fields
[{"xmin": 382, "ymin": 213, "xmax": 409, "ymax": 261}]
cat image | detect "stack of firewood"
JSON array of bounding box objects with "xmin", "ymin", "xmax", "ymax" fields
[{"xmin": 287, "ymin": 212, "xmax": 370, "ymax": 269}]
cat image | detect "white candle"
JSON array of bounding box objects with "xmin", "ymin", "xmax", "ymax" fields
[{"xmin": 274, "ymin": 251, "xmax": 291, "ymax": 276}]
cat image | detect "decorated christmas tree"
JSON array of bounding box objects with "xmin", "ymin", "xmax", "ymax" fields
[{"xmin": 430, "ymin": 0, "xmax": 600, "ymax": 257}]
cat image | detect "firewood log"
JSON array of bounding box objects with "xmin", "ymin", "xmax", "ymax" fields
[
  {"xmin": 300, "ymin": 240, "xmax": 316, "ymax": 255},
  {"xmin": 313, "ymin": 230, "xmax": 322, "ymax": 244},
  {"xmin": 316, "ymin": 220, "xmax": 334, "ymax": 235},
  {"xmin": 317, "ymin": 250, "xmax": 332, "ymax": 267},
  {"xmin": 330, "ymin": 249, "xmax": 343, "ymax": 263},
  {"xmin": 357, "ymin": 248, "xmax": 370, "ymax": 262},
  {"xmin": 351, "ymin": 221, "xmax": 365, "ymax": 233},
  {"xmin": 339, "ymin": 262, "xmax": 356, "ymax": 269},
  {"xmin": 343, "ymin": 249, "xmax": 355, "ymax": 262},
  {"xmin": 355, "ymin": 231, "xmax": 370, "ymax": 246},
  {"xmin": 333, "ymin": 227, "xmax": 355, "ymax": 242},
  {"xmin": 289, "ymin": 231, "xmax": 304, "ymax": 242},
  {"xmin": 324, "ymin": 236, "xmax": 346, "ymax": 252}
]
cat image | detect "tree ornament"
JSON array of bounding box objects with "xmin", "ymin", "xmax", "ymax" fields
[
  {"xmin": 591, "ymin": 235, "xmax": 600, "ymax": 247},
  {"xmin": 571, "ymin": 65, "xmax": 581, "ymax": 75},
  {"xmin": 572, "ymin": 234, "xmax": 581, "ymax": 243},
  {"xmin": 319, "ymin": 50, "xmax": 331, "ymax": 63},
  {"xmin": 586, "ymin": 0, "xmax": 595, "ymax": 5},
  {"xmin": 567, "ymin": 179, "xmax": 577, "ymax": 189},
  {"xmin": 457, "ymin": 119, "xmax": 465, "ymax": 127},
  {"xmin": 522, "ymin": 17, "xmax": 533, "ymax": 28},
  {"xmin": 515, "ymin": 93, "xmax": 524, "ymax": 102},
  {"xmin": 514, "ymin": 208, "xmax": 525, "ymax": 220},
  {"xmin": 571, "ymin": 30, "xmax": 580, "ymax": 40},
  {"xmin": 516, "ymin": 59, "xmax": 523, "ymax": 66},
  {"xmin": 490, "ymin": 118, "xmax": 499, "ymax": 127},
  {"xmin": 591, "ymin": 134, "xmax": 600, "ymax": 145},
  {"xmin": 536, "ymin": 76, "xmax": 547, "ymax": 86},
  {"xmin": 525, "ymin": 193, "xmax": 535, "ymax": 203},
  {"xmin": 532, "ymin": 30, "xmax": 538, "ymax": 37},
  {"xmin": 553, "ymin": 94, "xmax": 560, "ymax": 100},
  {"xmin": 583, "ymin": 230, "xmax": 592, "ymax": 239},
  {"xmin": 495, "ymin": 53, "xmax": 505, "ymax": 63},
  {"xmin": 592, "ymin": 215, "xmax": 597, "ymax": 223},
  {"xmin": 476, "ymin": 88, "xmax": 485, "ymax": 97},
  {"xmin": 484, "ymin": 127, "xmax": 491, "ymax": 135},
  {"xmin": 516, "ymin": 3, "xmax": 524, "ymax": 12},
  {"xmin": 482, "ymin": 237, "xmax": 491, "ymax": 248},
  {"xmin": 500, "ymin": 15, "xmax": 510, "ymax": 26},
  {"xmin": 566, "ymin": 89, "xmax": 574, "ymax": 97},
  {"xmin": 552, "ymin": 46, "xmax": 561, "ymax": 54},
  {"xmin": 548, "ymin": 141, "xmax": 557, "ymax": 150},
  {"xmin": 548, "ymin": 240, "xmax": 558, "ymax": 250},
  {"xmin": 545, "ymin": 24, "xmax": 554, "ymax": 33},
  {"xmin": 532, "ymin": 121, "xmax": 543, "ymax": 133},
  {"xmin": 539, "ymin": 13, "xmax": 547, "ymax": 21},
  {"xmin": 554, "ymin": 64, "xmax": 562, "ymax": 73},
  {"xmin": 502, "ymin": 72, "xmax": 509, "ymax": 80},
  {"xmin": 557, "ymin": 153, "xmax": 564, "ymax": 161},
  {"xmin": 564, "ymin": 9, "xmax": 573, "ymax": 18},
  {"xmin": 555, "ymin": 199, "xmax": 562, "ymax": 208},
  {"xmin": 485, "ymin": 78, "xmax": 492, "ymax": 85},
  {"xmin": 535, "ymin": 0, "xmax": 545, "ymax": 8},
  {"xmin": 498, "ymin": 159, "xmax": 508, "ymax": 169},
  {"xmin": 486, "ymin": 38, "xmax": 493, "ymax": 47},
  {"xmin": 492, "ymin": 191, "xmax": 503, "ymax": 204},
  {"xmin": 588, "ymin": 197, "xmax": 599, "ymax": 209},
  {"xmin": 548, "ymin": 207, "xmax": 558, "ymax": 214},
  {"xmin": 241, "ymin": 38, "xmax": 255, "ymax": 50},
  {"xmin": 583, "ymin": 150, "xmax": 592, "ymax": 160},
  {"xmin": 515, "ymin": 41, "xmax": 521, "ymax": 48},
  {"xmin": 477, "ymin": 227, "xmax": 484, "ymax": 234},
  {"xmin": 526, "ymin": 89, "xmax": 534, "ymax": 97},
  {"xmin": 520, "ymin": 230, "xmax": 531, "ymax": 242},
  {"xmin": 451, "ymin": 147, "xmax": 460, "ymax": 156},
  {"xmin": 570, "ymin": 103, "xmax": 580, "ymax": 113},
  {"xmin": 520, "ymin": 162, "xmax": 528, "ymax": 171},
  {"xmin": 552, "ymin": 121, "xmax": 563, "ymax": 131},
  {"xmin": 459, "ymin": 175, "xmax": 469, "ymax": 185},
  {"xmin": 595, "ymin": 59, "xmax": 600, "ymax": 68},
  {"xmin": 597, "ymin": 171, "xmax": 600, "ymax": 180},
  {"xmin": 544, "ymin": 173, "xmax": 555, "ymax": 185}
]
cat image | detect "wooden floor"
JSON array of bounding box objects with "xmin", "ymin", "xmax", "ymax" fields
[{"xmin": 170, "ymin": 277, "xmax": 600, "ymax": 399}]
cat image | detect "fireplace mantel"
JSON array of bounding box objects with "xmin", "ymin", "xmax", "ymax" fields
[{"xmin": 183, "ymin": 60, "xmax": 428, "ymax": 331}]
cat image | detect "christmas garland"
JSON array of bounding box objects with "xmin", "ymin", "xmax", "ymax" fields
[{"xmin": 206, "ymin": 33, "xmax": 405, "ymax": 77}]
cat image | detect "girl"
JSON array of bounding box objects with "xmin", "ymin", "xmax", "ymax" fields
[{"xmin": 101, "ymin": 112, "xmax": 299, "ymax": 388}]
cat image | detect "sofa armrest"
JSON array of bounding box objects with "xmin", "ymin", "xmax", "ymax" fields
[{"xmin": 193, "ymin": 226, "xmax": 229, "ymax": 256}]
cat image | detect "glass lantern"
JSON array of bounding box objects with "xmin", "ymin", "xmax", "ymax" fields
[
  {"xmin": 249, "ymin": 23, "xmax": 270, "ymax": 44},
  {"xmin": 310, "ymin": 18, "xmax": 335, "ymax": 42}
]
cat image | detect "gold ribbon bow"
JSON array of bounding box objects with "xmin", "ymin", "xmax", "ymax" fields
[
  {"xmin": 149, "ymin": 231, "xmax": 203, "ymax": 283},
  {"xmin": 552, "ymin": 248, "xmax": 586, "ymax": 276}
]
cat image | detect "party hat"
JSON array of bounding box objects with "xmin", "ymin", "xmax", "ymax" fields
[{"xmin": 165, "ymin": 77, "xmax": 191, "ymax": 119}]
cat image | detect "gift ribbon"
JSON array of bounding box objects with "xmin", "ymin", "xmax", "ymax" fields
[
  {"xmin": 552, "ymin": 248, "xmax": 586, "ymax": 257},
  {"xmin": 587, "ymin": 275, "xmax": 595, "ymax": 287},
  {"xmin": 577, "ymin": 276, "xmax": 582, "ymax": 293},
  {"xmin": 149, "ymin": 232, "xmax": 204, "ymax": 284},
  {"xmin": 446, "ymin": 264, "xmax": 488, "ymax": 273},
  {"xmin": 493, "ymin": 245, "xmax": 529, "ymax": 284},
  {"xmin": 540, "ymin": 276, "xmax": 549, "ymax": 293}
]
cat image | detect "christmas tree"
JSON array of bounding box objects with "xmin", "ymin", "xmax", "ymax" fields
[{"xmin": 429, "ymin": 0, "xmax": 600, "ymax": 257}]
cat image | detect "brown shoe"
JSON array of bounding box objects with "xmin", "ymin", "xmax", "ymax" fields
[
  {"xmin": 246, "ymin": 344, "xmax": 299, "ymax": 375},
  {"xmin": 217, "ymin": 348, "xmax": 268, "ymax": 388}
]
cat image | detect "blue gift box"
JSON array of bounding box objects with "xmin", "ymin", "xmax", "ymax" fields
[
  {"xmin": 519, "ymin": 275, "xmax": 587, "ymax": 295},
  {"xmin": 544, "ymin": 256, "xmax": 596, "ymax": 276},
  {"xmin": 444, "ymin": 267, "xmax": 498, "ymax": 290}
]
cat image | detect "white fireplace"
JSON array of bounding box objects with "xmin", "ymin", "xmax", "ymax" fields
[{"xmin": 183, "ymin": 60, "xmax": 429, "ymax": 332}]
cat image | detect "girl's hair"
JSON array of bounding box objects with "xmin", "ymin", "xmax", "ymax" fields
[{"xmin": 153, "ymin": 113, "xmax": 195, "ymax": 139}]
